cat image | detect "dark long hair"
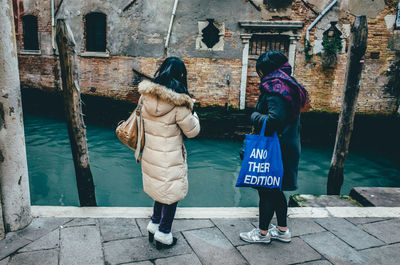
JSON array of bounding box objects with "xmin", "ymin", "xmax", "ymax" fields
[
  {"xmin": 256, "ymin": 50, "xmax": 288, "ymax": 78},
  {"xmin": 154, "ymin": 57, "xmax": 189, "ymax": 95}
]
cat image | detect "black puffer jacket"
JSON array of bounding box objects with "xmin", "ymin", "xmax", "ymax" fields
[{"xmin": 251, "ymin": 92, "xmax": 301, "ymax": 191}]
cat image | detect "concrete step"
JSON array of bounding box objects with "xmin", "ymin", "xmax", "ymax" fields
[
  {"xmin": 350, "ymin": 187, "xmax": 400, "ymax": 206},
  {"xmin": 289, "ymin": 194, "xmax": 362, "ymax": 207}
]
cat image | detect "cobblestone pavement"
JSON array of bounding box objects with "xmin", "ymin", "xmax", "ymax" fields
[{"xmin": 0, "ymin": 216, "xmax": 399, "ymax": 265}]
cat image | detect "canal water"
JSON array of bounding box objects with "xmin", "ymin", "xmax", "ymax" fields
[{"xmin": 24, "ymin": 114, "xmax": 400, "ymax": 207}]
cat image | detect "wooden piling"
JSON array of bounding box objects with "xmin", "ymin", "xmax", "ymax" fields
[
  {"xmin": 56, "ymin": 20, "xmax": 97, "ymax": 206},
  {"xmin": 327, "ymin": 16, "xmax": 368, "ymax": 195}
]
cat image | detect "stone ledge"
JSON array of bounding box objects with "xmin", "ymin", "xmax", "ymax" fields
[
  {"xmin": 239, "ymin": 21, "xmax": 304, "ymax": 29},
  {"xmin": 79, "ymin": 51, "xmax": 110, "ymax": 58},
  {"xmin": 289, "ymin": 194, "xmax": 362, "ymax": 207},
  {"xmin": 19, "ymin": 50, "xmax": 41, "ymax": 55},
  {"xmin": 350, "ymin": 187, "xmax": 400, "ymax": 207},
  {"xmin": 31, "ymin": 206, "xmax": 400, "ymax": 219}
]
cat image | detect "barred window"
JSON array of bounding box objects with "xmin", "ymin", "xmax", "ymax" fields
[
  {"xmin": 85, "ymin": 12, "xmax": 106, "ymax": 52},
  {"xmin": 22, "ymin": 15, "xmax": 39, "ymax": 50},
  {"xmin": 249, "ymin": 35, "xmax": 289, "ymax": 56}
]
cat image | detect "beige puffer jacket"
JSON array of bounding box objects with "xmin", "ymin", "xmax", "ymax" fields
[{"xmin": 138, "ymin": 80, "xmax": 200, "ymax": 205}]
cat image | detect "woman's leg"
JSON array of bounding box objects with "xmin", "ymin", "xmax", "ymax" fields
[
  {"xmin": 272, "ymin": 190, "xmax": 288, "ymax": 229},
  {"xmin": 159, "ymin": 202, "xmax": 178, "ymax": 233},
  {"xmin": 268, "ymin": 190, "xmax": 291, "ymax": 242},
  {"xmin": 258, "ymin": 188, "xmax": 275, "ymax": 234},
  {"xmin": 151, "ymin": 201, "xmax": 163, "ymax": 224}
]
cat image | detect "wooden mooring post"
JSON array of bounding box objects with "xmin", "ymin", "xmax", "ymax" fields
[
  {"xmin": 327, "ymin": 16, "xmax": 368, "ymax": 195},
  {"xmin": 56, "ymin": 20, "xmax": 97, "ymax": 206},
  {"xmin": 0, "ymin": 0, "xmax": 32, "ymax": 234}
]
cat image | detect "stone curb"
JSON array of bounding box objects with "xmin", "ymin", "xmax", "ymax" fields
[{"xmin": 32, "ymin": 206, "xmax": 400, "ymax": 219}]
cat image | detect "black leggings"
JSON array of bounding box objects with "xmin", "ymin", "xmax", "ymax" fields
[{"xmin": 258, "ymin": 188, "xmax": 287, "ymax": 231}]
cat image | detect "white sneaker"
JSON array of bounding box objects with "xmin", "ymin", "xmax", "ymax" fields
[
  {"xmin": 239, "ymin": 228, "xmax": 271, "ymax": 244},
  {"xmin": 269, "ymin": 224, "xmax": 291, "ymax": 242}
]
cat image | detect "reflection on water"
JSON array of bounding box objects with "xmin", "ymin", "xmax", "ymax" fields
[{"xmin": 24, "ymin": 114, "xmax": 400, "ymax": 207}]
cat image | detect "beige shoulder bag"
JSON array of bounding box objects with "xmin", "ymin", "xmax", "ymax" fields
[{"xmin": 115, "ymin": 97, "xmax": 145, "ymax": 162}]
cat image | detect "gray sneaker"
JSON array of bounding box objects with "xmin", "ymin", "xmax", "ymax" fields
[
  {"xmin": 240, "ymin": 228, "xmax": 271, "ymax": 244},
  {"xmin": 269, "ymin": 224, "xmax": 291, "ymax": 242}
]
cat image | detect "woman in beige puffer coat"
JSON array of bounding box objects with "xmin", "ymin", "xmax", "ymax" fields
[{"xmin": 138, "ymin": 57, "xmax": 200, "ymax": 249}]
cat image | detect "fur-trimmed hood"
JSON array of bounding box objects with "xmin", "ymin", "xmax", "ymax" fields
[{"xmin": 138, "ymin": 80, "xmax": 193, "ymax": 112}]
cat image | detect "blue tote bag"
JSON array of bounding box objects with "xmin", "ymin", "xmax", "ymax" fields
[{"xmin": 236, "ymin": 118, "xmax": 283, "ymax": 188}]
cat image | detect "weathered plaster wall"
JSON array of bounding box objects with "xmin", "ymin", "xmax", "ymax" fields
[{"xmin": 54, "ymin": 0, "xmax": 261, "ymax": 58}]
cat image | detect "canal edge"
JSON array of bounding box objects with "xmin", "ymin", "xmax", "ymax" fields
[{"xmin": 31, "ymin": 206, "xmax": 400, "ymax": 219}]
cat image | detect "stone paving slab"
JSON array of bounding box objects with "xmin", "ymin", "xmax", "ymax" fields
[
  {"xmin": 237, "ymin": 238, "xmax": 321, "ymax": 265},
  {"xmin": 301, "ymin": 231, "xmax": 370, "ymax": 265},
  {"xmin": 155, "ymin": 253, "xmax": 202, "ymax": 265},
  {"xmin": 123, "ymin": 262, "xmax": 153, "ymax": 265},
  {"xmin": 301, "ymin": 260, "xmax": 333, "ymax": 265},
  {"xmin": 360, "ymin": 218, "xmax": 400, "ymax": 244},
  {"xmin": 63, "ymin": 218, "xmax": 97, "ymax": 227},
  {"xmin": 315, "ymin": 218, "xmax": 384, "ymax": 250},
  {"xmin": 0, "ymin": 232, "xmax": 31, "ymax": 260},
  {"xmin": 103, "ymin": 233, "xmax": 191, "ymax": 265},
  {"xmin": 16, "ymin": 217, "xmax": 70, "ymax": 241},
  {"xmin": 183, "ymin": 227, "xmax": 248, "ymax": 265},
  {"xmin": 136, "ymin": 218, "xmax": 214, "ymax": 235},
  {"xmin": 60, "ymin": 225, "xmax": 103, "ymax": 265},
  {"xmin": 253, "ymin": 218, "xmax": 326, "ymax": 237},
  {"xmin": 345, "ymin": 217, "xmax": 391, "ymax": 225},
  {"xmin": 0, "ymin": 257, "xmax": 9, "ymax": 265},
  {"xmin": 359, "ymin": 243, "xmax": 400, "ymax": 265},
  {"xmin": 98, "ymin": 218, "xmax": 141, "ymax": 242},
  {"xmin": 7, "ymin": 249, "xmax": 58, "ymax": 265},
  {"xmin": 212, "ymin": 218, "xmax": 255, "ymax": 246},
  {"xmin": 18, "ymin": 229, "xmax": 59, "ymax": 253}
]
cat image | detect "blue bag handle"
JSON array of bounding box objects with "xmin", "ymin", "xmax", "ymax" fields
[{"xmin": 259, "ymin": 117, "xmax": 278, "ymax": 137}]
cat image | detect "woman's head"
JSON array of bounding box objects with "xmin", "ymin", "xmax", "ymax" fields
[
  {"xmin": 154, "ymin": 57, "xmax": 189, "ymax": 95},
  {"xmin": 256, "ymin": 51, "xmax": 289, "ymax": 78}
]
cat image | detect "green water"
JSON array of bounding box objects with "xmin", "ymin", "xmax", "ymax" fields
[{"xmin": 24, "ymin": 114, "xmax": 400, "ymax": 207}]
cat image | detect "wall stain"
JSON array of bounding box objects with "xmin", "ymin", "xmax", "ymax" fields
[
  {"xmin": 9, "ymin": 107, "xmax": 15, "ymax": 116},
  {"xmin": 0, "ymin": 150, "xmax": 4, "ymax": 163},
  {"xmin": 18, "ymin": 176, "xmax": 22, "ymax": 185},
  {"xmin": 0, "ymin": 103, "xmax": 6, "ymax": 129}
]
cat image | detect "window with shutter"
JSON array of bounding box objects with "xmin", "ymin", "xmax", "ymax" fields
[
  {"xmin": 85, "ymin": 12, "xmax": 107, "ymax": 52},
  {"xmin": 249, "ymin": 35, "xmax": 289, "ymax": 57},
  {"xmin": 22, "ymin": 15, "xmax": 39, "ymax": 50}
]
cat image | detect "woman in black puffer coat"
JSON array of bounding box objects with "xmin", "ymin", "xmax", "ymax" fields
[{"xmin": 240, "ymin": 51, "xmax": 309, "ymax": 244}]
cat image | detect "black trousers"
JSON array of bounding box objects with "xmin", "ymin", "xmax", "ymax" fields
[
  {"xmin": 257, "ymin": 188, "xmax": 287, "ymax": 230},
  {"xmin": 151, "ymin": 201, "xmax": 178, "ymax": 233}
]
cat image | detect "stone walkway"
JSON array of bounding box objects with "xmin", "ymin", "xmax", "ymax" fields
[
  {"xmin": 0, "ymin": 214, "xmax": 400, "ymax": 265},
  {"xmin": 0, "ymin": 215, "xmax": 399, "ymax": 265}
]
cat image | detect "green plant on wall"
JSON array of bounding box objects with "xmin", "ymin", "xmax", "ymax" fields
[
  {"xmin": 385, "ymin": 54, "xmax": 400, "ymax": 114},
  {"xmin": 322, "ymin": 22, "xmax": 343, "ymax": 69},
  {"xmin": 304, "ymin": 37, "xmax": 313, "ymax": 63}
]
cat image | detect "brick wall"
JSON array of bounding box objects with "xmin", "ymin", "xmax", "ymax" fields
[
  {"xmin": 290, "ymin": 0, "xmax": 398, "ymax": 114},
  {"xmin": 19, "ymin": 55, "xmax": 242, "ymax": 108}
]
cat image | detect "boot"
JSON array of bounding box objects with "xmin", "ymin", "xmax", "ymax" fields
[
  {"xmin": 154, "ymin": 230, "xmax": 177, "ymax": 250},
  {"xmin": 146, "ymin": 221, "xmax": 159, "ymax": 243}
]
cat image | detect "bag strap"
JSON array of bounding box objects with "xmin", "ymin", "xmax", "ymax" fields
[
  {"xmin": 259, "ymin": 118, "xmax": 268, "ymax": 136},
  {"xmin": 134, "ymin": 96, "xmax": 144, "ymax": 162},
  {"xmin": 136, "ymin": 96, "xmax": 143, "ymax": 115},
  {"xmin": 259, "ymin": 118, "xmax": 278, "ymax": 137}
]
